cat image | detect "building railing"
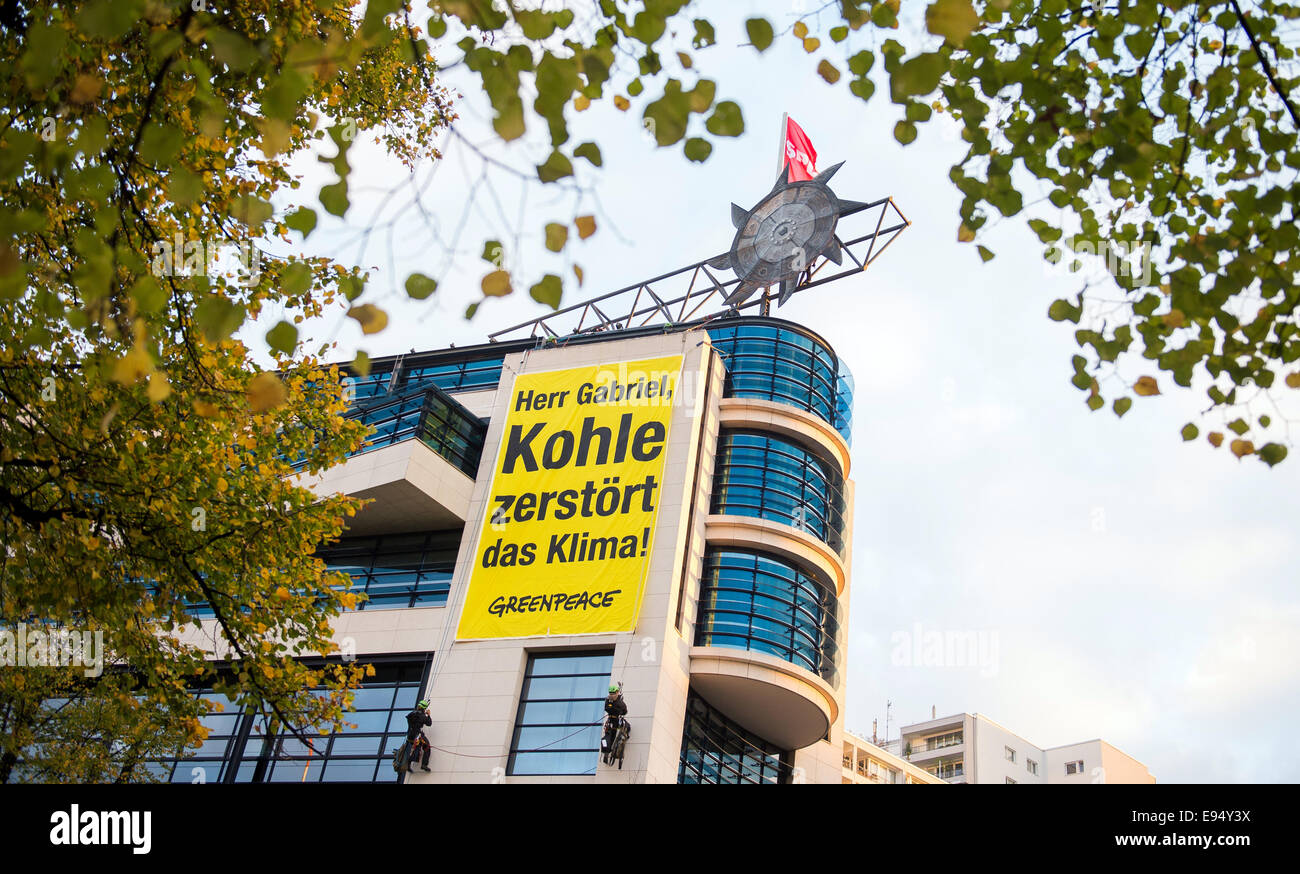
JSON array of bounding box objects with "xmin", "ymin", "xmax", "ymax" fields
[{"xmin": 340, "ymin": 383, "xmax": 486, "ymax": 477}]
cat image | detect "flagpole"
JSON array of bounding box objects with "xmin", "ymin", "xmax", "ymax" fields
[{"xmin": 777, "ymin": 112, "xmax": 788, "ymax": 179}]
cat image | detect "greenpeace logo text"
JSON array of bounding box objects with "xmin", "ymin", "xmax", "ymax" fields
[{"xmin": 50, "ymin": 804, "xmax": 151, "ymax": 855}]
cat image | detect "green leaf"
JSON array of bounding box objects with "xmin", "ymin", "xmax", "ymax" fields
[
  {"xmin": 77, "ymin": 0, "xmax": 143, "ymax": 39},
  {"xmin": 745, "ymin": 18, "xmax": 774, "ymax": 51},
  {"xmin": 830, "ymin": 26, "xmax": 849, "ymax": 42},
  {"xmin": 139, "ymin": 124, "xmax": 184, "ymax": 166},
  {"xmin": 266, "ymin": 321, "xmax": 299, "ymax": 356},
  {"xmin": 319, "ymin": 181, "xmax": 349, "ymax": 217},
  {"xmin": 544, "ymin": 223, "xmax": 569, "ymax": 252},
  {"xmin": 692, "ymin": 19, "xmax": 716, "ymax": 49},
  {"xmin": 529, "ymin": 274, "xmax": 563, "ymax": 309},
  {"xmin": 1086, "ymin": 393, "xmax": 1104, "ymax": 411},
  {"xmin": 1258, "ymin": 443, "xmax": 1288, "ymax": 467},
  {"xmin": 129, "ymin": 276, "xmax": 166, "ymax": 315},
  {"xmin": 1048, "ymin": 299, "xmax": 1082, "ymax": 323},
  {"xmin": 481, "ymin": 241, "xmax": 505, "ymax": 265},
  {"xmin": 1113, "ymin": 397, "xmax": 1132, "ymax": 417},
  {"xmin": 925, "ymin": 0, "xmax": 979, "ymax": 47},
  {"xmin": 338, "ymin": 275, "xmax": 366, "ymax": 302},
  {"xmin": 1227, "ymin": 418, "xmax": 1249, "ymax": 436},
  {"xmin": 285, "ymin": 207, "xmax": 317, "ymax": 238},
  {"xmin": 977, "ymin": 245, "xmax": 994, "ymax": 262},
  {"xmin": 194, "ymin": 297, "xmax": 246, "ymax": 342},
  {"xmin": 894, "ymin": 121, "xmax": 917, "ymax": 144},
  {"xmin": 536, "ymin": 151, "xmax": 574, "ymax": 182},
  {"xmin": 705, "ymin": 101, "xmax": 744, "ymax": 137},
  {"xmin": 573, "ymin": 142, "xmax": 603, "ymax": 167},
  {"xmin": 893, "ymin": 52, "xmax": 946, "ymax": 97},
  {"xmin": 404, "ymin": 273, "xmax": 438, "ymax": 300},
  {"xmin": 1180, "ymin": 423, "xmax": 1199, "ymax": 441},
  {"xmin": 282, "ymin": 262, "xmax": 313, "ymax": 296},
  {"xmin": 684, "ymin": 137, "xmax": 712, "ymax": 162},
  {"xmin": 229, "ymin": 195, "xmax": 274, "ymax": 227}
]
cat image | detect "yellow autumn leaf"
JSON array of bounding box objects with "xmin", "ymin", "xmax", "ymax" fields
[
  {"xmin": 481, "ymin": 270, "xmax": 513, "ymax": 297},
  {"xmin": 1133, "ymin": 376, "xmax": 1160, "ymax": 396},
  {"xmin": 192, "ymin": 400, "xmax": 220, "ymax": 418},
  {"xmin": 246, "ymin": 372, "xmax": 288, "ymax": 412},
  {"xmin": 113, "ymin": 342, "xmax": 154, "ymax": 385},
  {"xmin": 347, "ymin": 304, "xmax": 388, "ymax": 334},
  {"xmin": 1230, "ymin": 439, "xmax": 1254, "ymax": 458},
  {"xmin": 957, "ymin": 224, "xmax": 975, "ymax": 243},
  {"xmin": 613, "ymin": 95, "xmax": 630, "ymax": 111},
  {"xmin": 1285, "ymin": 372, "xmax": 1300, "ymax": 389},
  {"xmin": 574, "ymin": 95, "xmax": 590, "ymax": 111},
  {"xmin": 1207, "ymin": 431, "xmax": 1224, "ymax": 447},
  {"xmin": 146, "ymin": 372, "xmax": 171, "ymax": 402},
  {"xmin": 275, "ymin": 586, "xmax": 290, "ymax": 601},
  {"xmin": 575, "ymin": 215, "xmax": 597, "ymax": 239}
]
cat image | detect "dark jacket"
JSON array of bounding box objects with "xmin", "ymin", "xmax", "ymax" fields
[
  {"xmin": 405, "ymin": 708, "xmax": 431, "ymax": 741},
  {"xmin": 604, "ymin": 693, "xmax": 627, "ymax": 721}
]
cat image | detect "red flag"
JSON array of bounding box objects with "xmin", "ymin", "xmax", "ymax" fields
[{"xmin": 783, "ymin": 117, "xmax": 818, "ymax": 182}]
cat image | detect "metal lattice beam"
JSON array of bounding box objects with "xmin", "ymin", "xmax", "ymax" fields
[{"xmin": 487, "ymin": 196, "xmax": 910, "ymax": 343}]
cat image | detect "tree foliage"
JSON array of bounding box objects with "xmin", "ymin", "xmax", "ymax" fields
[{"xmin": 0, "ymin": 0, "xmax": 450, "ymax": 780}]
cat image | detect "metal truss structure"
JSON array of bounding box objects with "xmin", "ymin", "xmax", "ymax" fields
[{"xmin": 487, "ymin": 195, "xmax": 910, "ymax": 343}]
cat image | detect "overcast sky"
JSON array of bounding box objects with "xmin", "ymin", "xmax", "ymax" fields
[{"xmin": 245, "ymin": 3, "xmax": 1300, "ymax": 783}]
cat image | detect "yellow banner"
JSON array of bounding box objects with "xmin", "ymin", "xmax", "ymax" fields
[{"xmin": 455, "ymin": 355, "xmax": 684, "ymax": 639}]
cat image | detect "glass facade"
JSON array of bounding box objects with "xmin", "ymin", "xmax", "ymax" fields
[
  {"xmin": 148, "ymin": 657, "xmax": 431, "ymax": 783},
  {"xmin": 706, "ymin": 321, "xmax": 853, "ymax": 443},
  {"xmin": 678, "ymin": 691, "xmax": 792, "ymax": 784},
  {"xmin": 507, "ymin": 650, "xmax": 613, "ymax": 776},
  {"xmin": 346, "ymin": 355, "xmax": 504, "ymax": 406},
  {"xmin": 318, "ymin": 530, "xmax": 460, "ymax": 610},
  {"xmin": 711, "ymin": 430, "xmax": 848, "ymax": 557},
  {"xmin": 696, "ymin": 549, "xmax": 841, "ymax": 686},
  {"xmin": 344, "ymin": 383, "xmax": 486, "ymax": 476}
]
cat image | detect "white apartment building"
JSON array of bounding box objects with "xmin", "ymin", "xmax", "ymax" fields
[{"xmin": 895, "ymin": 712, "xmax": 1155, "ymax": 784}]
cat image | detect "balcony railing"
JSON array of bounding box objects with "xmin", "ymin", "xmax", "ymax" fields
[{"xmin": 340, "ymin": 384, "xmax": 486, "ymax": 477}]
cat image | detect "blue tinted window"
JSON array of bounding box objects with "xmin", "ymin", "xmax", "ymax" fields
[
  {"xmin": 507, "ymin": 650, "xmax": 614, "ymax": 776},
  {"xmin": 711, "ymin": 431, "xmax": 848, "ymax": 557},
  {"xmin": 318, "ymin": 530, "xmax": 459, "ymax": 610},
  {"xmin": 149, "ymin": 657, "xmax": 431, "ymax": 783},
  {"xmin": 696, "ymin": 549, "xmax": 842, "ymax": 686},
  {"xmin": 677, "ymin": 691, "xmax": 791, "ymax": 784},
  {"xmin": 707, "ymin": 322, "xmax": 853, "ymax": 443}
]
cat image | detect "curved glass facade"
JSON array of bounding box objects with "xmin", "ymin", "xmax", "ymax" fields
[
  {"xmin": 707, "ymin": 321, "xmax": 853, "ymax": 443},
  {"xmin": 678, "ymin": 691, "xmax": 792, "ymax": 784},
  {"xmin": 711, "ymin": 430, "xmax": 848, "ymax": 557},
  {"xmin": 696, "ymin": 548, "xmax": 842, "ymax": 686}
]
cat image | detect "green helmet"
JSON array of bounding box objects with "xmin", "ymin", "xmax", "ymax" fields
[
  {"xmin": 417, "ymin": 699, "xmax": 430, "ymax": 709},
  {"xmin": 608, "ymin": 684, "xmax": 619, "ymax": 694}
]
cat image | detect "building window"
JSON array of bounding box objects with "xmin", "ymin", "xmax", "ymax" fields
[
  {"xmin": 925, "ymin": 760, "xmax": 964, "ymax": 780},
  {"xmin": 148, "ymin": 656, "xmax": 431, "ymax": 783},
  {"xmin": 1005, "ymin": 745, "xmax": 1016, "ymax": 763},
  {"xmin": 678, "ymin": 691, "xmax": 792, "ymax": 784},
  {"xmin": 1065, "ymin": 759, "xmax": 1084, "ymax": 775},
  {"xmin": 696, "ymin": 549, "xmax": 842, "ymax": 685},
  {"xmin": 341, "ymin": 382, "xmax": 486, "ymax": 476},
  {"xmin": 707, "ymin": 321, "xmax": 854, "ymax": 442},
  {"xmin": 506, "ymin": 650, "xmax": 613, "ymax": 776},
  {"xmin": 921, "ymin": 730, "xmax": 962, "ymax": 752},
  {"xmin": 711, "ymin": 430, "xmax": 848, "ymax": 556},
  {"xmin": 1027, "ymin": 758, "xmax": 1039, "ymax": 775},
  {"xmin": 318, "ymin": 530, "xmax": 460, "ymax": 610}
]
